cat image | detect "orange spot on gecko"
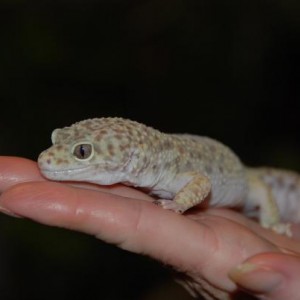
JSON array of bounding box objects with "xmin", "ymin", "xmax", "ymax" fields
[
  {"xmin": 100, "ymin": 130, "xmax": 108, "ymax": 135},
  {"xmin": 95, "ymin": 134, "xmax": 102, "ymax": 142},
  {"xmin": 107, "ymin": 143, "xmax": 115, "ymax": 156},
  {"xmin": 56, "ymin": 158, "xmax": 63, "ymax": 164}
]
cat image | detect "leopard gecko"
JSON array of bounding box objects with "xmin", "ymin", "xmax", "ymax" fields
[{"xmin": 38, "ymin": 118, "xmax": 300, "ymax": 236}]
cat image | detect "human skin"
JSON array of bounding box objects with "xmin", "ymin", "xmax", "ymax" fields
[{"xmin": 1, "ymin": 156, "xmax": 300, "ymax": 299}]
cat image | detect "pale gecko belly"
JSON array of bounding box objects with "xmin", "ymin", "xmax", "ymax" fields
[
  {"xmin": 208, "ymin": 175, "xmax": 247, "ymax": 207},
  {"xmin": 149, "ymin": 172, "xmax": 247, "ymax": 208}
]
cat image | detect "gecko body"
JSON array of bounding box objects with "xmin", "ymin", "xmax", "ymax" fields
[{"xmin": 38, "ymin": 118, "xmax": 300, "ymax": 235}]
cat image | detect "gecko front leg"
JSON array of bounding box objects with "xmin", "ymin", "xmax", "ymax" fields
[{"xmin": 154, "ymin": 172, "xmax": 211, "ymax": 213}]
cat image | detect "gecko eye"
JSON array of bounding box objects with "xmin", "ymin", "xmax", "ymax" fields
[{"xmin": 72, "ymin": 143, "xmax": 93, "ymax": 160}]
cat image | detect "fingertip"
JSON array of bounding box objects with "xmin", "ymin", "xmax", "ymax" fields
[
  {"xmin": 0, "ymin": 156, "xmax": 38, "ymax": 171},
  {"xmin": 0, "ymin": 156, "xmax": 45, "ymax": 192},
  {"xmin": 0, "ymin": 181, "xmax": 76, "ymax": 222}
]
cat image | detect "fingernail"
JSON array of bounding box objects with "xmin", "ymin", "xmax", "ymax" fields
[
  {"xmin": 229, "ymin": 263, "xmax": 284, "ymax": 294},
  {"xmin": 0, "ymin": 205, "xmax": 22, "ymax": 218}
]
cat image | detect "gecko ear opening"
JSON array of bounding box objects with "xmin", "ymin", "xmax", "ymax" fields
[{"xmin": 72, "ymin": 143, "xmax": 94, "ymax": 161}]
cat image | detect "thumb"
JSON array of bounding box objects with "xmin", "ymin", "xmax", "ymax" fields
[{"xmin": 229, "ymin": 252, "xmax": 300, "ymax": 299}]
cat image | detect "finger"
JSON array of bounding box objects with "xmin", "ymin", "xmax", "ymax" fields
[
  {"xmin": 0, "ymin": 181, "xmax": 156, "ymax": 244},
  {"xmin": 0, "ymin": 181, "xmax": 216, "ymax": 268},
  {"xmin": 0, "ymin": 181, "xmax": 211, "ymax": 256},
  {"xmin": 0, "ymin": 181, "xmax": 277, "ymax": 293},
  {"xmin": 229, "ymin": 252, "xmax": 300, "ymax": 299}
]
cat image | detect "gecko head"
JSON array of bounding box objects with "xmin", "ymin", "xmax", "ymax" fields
[{"xmin": 38, "ymin": 118, "xmax": 141, "ymax": 184}]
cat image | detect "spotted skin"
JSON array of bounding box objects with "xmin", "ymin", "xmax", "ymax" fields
[{"xmin": 38, "ymin": 118, "xmax": 300, "ymax": 236}]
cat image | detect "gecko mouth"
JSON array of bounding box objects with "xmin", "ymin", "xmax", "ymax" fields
[{"xmin": 39, "ymin": 165, "xmax": 95, "ymax": 180}]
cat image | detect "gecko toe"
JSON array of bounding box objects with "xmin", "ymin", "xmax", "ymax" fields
[{"xmin": 153, "ymin": 199, "xmax": 185, "ymax": 214}]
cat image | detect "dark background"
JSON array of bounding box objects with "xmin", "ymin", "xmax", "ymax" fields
[{"xmin": 0, "ymin": 0, "xmax": 299, "ymax": 299}]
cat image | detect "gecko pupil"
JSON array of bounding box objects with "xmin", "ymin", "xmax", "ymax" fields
[
  {"xmin": 79, "ymin": 145, "xmax": 85, "ymax": 157},
  {"xmin": 73, "ymin": 144, "xmax": 92, "ymax": 160}
]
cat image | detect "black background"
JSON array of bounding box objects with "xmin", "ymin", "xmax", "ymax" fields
[{"xmin": 0, "ymin": 1, "xmax": 299, "ymax": 299}]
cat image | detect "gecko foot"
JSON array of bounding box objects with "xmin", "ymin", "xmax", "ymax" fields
[
  {"xmin": 273, "ymin": 223, "xmax": 292, "ymax": 237},
  {"xmin": 265, "ymin": 222, "xmax": 292, "ymax": 237},
  {"xmin": 153, "ymin": 199, "xmax": 186, "ymax": 214}
]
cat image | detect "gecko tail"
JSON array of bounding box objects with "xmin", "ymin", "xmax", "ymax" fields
[{"xmin": 246, "ymin": 167, "xmax": 300, "ymax": 223}]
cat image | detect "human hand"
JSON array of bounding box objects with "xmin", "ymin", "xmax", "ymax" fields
[{"xmin": 1, "ymin": 156, "xmax": 300, "ymax": 299}]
